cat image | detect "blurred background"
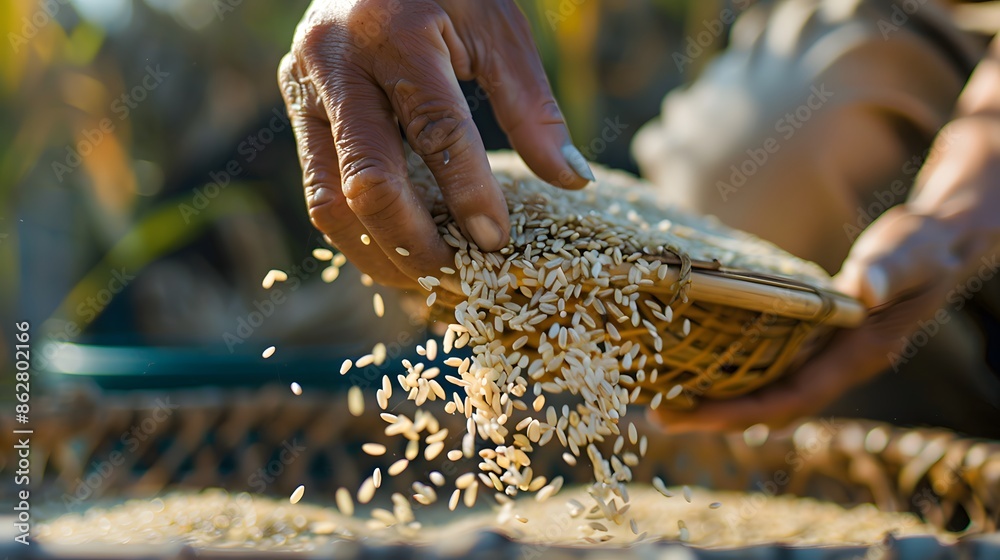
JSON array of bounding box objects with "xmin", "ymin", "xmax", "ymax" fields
[{"xmin": 0, "ymin": 0, "xmax": 736, "ymax": 390}]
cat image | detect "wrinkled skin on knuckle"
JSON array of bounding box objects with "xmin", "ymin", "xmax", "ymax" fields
[
  {"xmin": 407, "ymin": 105, "xmax": 472, "ymax": 161},
  {"xmin": 342, "ymin": 165, "xmax": 407, "ymax": 220},
  {"xmin": 278, "ymin": 52, "xmax": 323, "ymax": 119},
  {"xmin": 306, "ymin": 186, "xmax": 353, "ymax": 238},
  {"xmin": 392, "ymin": 77, "xmax": 474, "ymax": 161}
]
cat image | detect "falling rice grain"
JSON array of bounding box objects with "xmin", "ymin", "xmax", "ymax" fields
[
  {"xmin": 429, "ymin": 471, "xmax": 446, "ymax": 486},
  {"xmin": 463, "ymin": 482, "xmax": 478, "ymax": 508},
  {"xmin": 667, "ymin": 384, "xmax": 683, "ymax": 399},
  {"xmin": 395, "ymin": 247, "xmax": 410, "ymax": 256},
  {"xmin": 262, "ymin": 346, "xmax": 276, "ymax": 359},
  {"xmin": 290, "ymin": 382, "xmax": 302, "ymax": 396},
  {"xmin": 373, "ymin": 342, "xmax": 387, "ymax": 365},
  {"xmin": 388, "ymin": 459, "xmax": 409, "ymax": 476},
  {"xmin": 532, "ymin": 394, "xmax": 545, "ymax": 412},
  {"xmin": 362, "ymin": 442, "xmax": 387, "ymax": 456},
  {"xmin": 425, "ymin": 441, "xmax": 445, "ymax": 461},
  {"xmin": 710, "ymin": 502, "xmax": 722, "ymax": 509},
  {"xmin": 360, "ymin": 234, "xmax": 371, "ymax": 245},
  {"xmin": 448, "ymin": 489, "xmax": 461, "ymax": 511},
  {"xmin": 312, "ymin": 248, "xmax": 334, "ymax": 261},
  {"xmin": 535, "ymin": 476, "xmax": 563, "ymax": 502},
  {"xmin": 289, "ymin": 485, "xmax": 305, "ymax": 504},
  {"xmin": 683, "ymin": 485, "xmax": 692, "ymax": 503},
  {"xmin": 373, "ymin": 468, "xmax": 382, "ymax": 488},
  {"xmin": 348, "ymin": 386, "xmax": 364, "ymax": 416},
  {"xmin": 340, "ymin": 359, "xmax": 353, "ymax": 375},
  {"xmin": 322, "ymin": 266, "xmax": 340, "ymax": 283},
  {"xmin": 262, "ymin": 269, "xmax": 287, "ymax": 289},
  {"xmin": 357, "ymin": 477, "xmax": 376, "ymax": 504},
  {"xmin": 653, "ymin": 476, "xmax": 673, "ymax": 498},
  {"xmin": 336, "ymin": 487, "xmax": 354, "ymax": 516},
  {"xmin": 456, "ymin": 473, "xmax": 477, "ymax": 489},
  {"xmin": 373, "ymin": 293, "xmax": 385, "ymax": 317}
]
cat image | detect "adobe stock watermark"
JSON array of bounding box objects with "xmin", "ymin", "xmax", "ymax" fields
[
  {"xmin": 843, "ymin": 128, "xmax": 957, "ymax": 242},
  {"xmin": 52, "ymin": 65, "xmax": 170, "ymax": 182},
  {"xmin": 7, "ymin": 0, "xmax": 70, "ymax": 54},
  {"xmin": 248, "ymin": 438, "xmax": 307, "ymax": 492},
  {"xmin": 212, "ymin": 0, "xmax": 250, "ymax": 21},
  {"xmin": 877, "ymin": 0, "xmax": 930, "ymax": 40},
  {"xmin": 544, "ymin": 0, "xmax": 587, "ymax": 29},
  {"xmin": 672, "ymin": 0, "xmax": 752, "ymax": 72},
  {"xmin": 843, "ymin": 157, "xmax": 921, "ymax": 242},
  {"xmin": 60, "ymin": 397, "xmax": 180, "ymax": 510},
  {"xmin": 350, "ymin": 0, "xmax": 404, "ymax": 48},
  {"xmin": 178, "ymin": 106, "xmax": 290, "ymax": 224},
  {"xmin": 888, "ymin": 253, "xmax": 1000, "ymax": 372},
  {"xmin": 717, "ymin": 83, "xmax": 834, "ymax": 202}
]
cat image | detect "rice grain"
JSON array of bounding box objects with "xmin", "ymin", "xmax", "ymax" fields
[{"xmin": 289, "ymin": 485, "xmax": 305, "ymax": 505}]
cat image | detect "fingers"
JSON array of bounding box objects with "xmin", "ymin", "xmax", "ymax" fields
[
  {"xmin": 475, "ymin": 7, "xmax": 593, "ymax": 189},
  {"xmin": 328, "ymin": 70, "xmax": 459, "ymax": 278},
  {"xmin": 380, "ymin": 22, "xmax": 511, "ymax": 253},
  {"xmin": 279, "ymin": 54, "xmax": 417, "ymax": 288}
]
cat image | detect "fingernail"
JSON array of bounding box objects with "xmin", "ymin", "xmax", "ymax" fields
[
  {"xmin": 865, "ymin": 266, "xmax": 890, "ymax": 307},
  {"xmin": 561, "ymin": 144, "xmax": 596, "ymax": 182},
  {"xmin": 466, "ymin": 214, "xmax": 505, "ymax": 252}
]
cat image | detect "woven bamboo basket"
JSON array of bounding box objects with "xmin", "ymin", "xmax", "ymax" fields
[
  {"xmin": 420, "ymin": 153, "xmax": 866, "ymax": 409},
  {"xmin": 3, "ymin": 387, "xmax": 998, "ymax": 559}
]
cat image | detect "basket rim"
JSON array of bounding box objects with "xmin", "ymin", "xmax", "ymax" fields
[{"xmin": 681, "ymin": 258, "xmax": 867, "ymax": 328}]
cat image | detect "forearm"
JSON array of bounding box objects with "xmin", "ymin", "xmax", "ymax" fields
[{"xmin": 907, "ymin": 34, "xmax": 1000, "ymax": 261}]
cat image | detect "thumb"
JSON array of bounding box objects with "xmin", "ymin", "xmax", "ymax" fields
[{"xmin": 834, "ymin": 207, "xmax": 961, "ymax": 308}]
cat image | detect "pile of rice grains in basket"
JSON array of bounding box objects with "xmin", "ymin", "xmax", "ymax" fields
[{"xmin": 38, "ymin": 153, "xmax": 946, "ymax": 550}]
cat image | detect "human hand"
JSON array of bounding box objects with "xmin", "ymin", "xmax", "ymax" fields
[
  {"xmin": 649, "ymin": 206, "xmax": 980, "ymax": 433},
  {"xmin": 650, "ymin": 37, "xmax": 1000, "ymax": 433},
  {"xmin": 278, "ymin": 0, "xmax": 593, "ymax": 288}
]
